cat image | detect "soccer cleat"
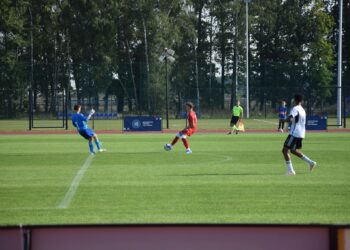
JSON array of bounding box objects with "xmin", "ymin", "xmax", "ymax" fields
[
  {"xmin": 164, "ymin": 144, "xmax": 172, "ymax": 151},
  {"xmin": 286, "ymin": 170, "xmax": 296, "ymax": 176},
  {"xmin": 91, "ymin": 152, "xmax": 95, "ymax": 155},
  {"xmin": 185, "ymin": 148, "xmax": 192, "ymax": 154},
  {"xmin": 309, "ymin": 161, "xmax": 317, "ymax": 172},
  {"xmin": 227, "ymin": 132, "xmax": 232, "ymax": 135},
  {"xmin": 279, "ymin": 129, "xmax": 284, "ymax": 132},
  {"xmin": 99, "ymin": 149, "xmax": 107, "ymax": 152}
]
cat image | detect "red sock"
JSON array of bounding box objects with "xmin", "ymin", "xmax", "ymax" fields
[
  {"xmin": 171, "ymin": 137, "xmax": 179, "ymax": 146},
  {"xmin": 181, "ymin": 138, "xmax": 189, "ymax": 149}
]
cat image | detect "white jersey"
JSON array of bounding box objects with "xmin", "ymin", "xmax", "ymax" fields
[{"xmin": 289, "ymin": 105, "xmax": 306, "ymax": 138}]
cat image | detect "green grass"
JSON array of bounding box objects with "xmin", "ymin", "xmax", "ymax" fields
[{"xmin": 0, "ymin": 132, "xmax": 350, "ymax": 225}]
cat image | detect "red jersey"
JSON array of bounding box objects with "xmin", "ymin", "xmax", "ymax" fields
[{"xmin": 188, "ymin": 111, "xmax": 197, "ymax": 131}]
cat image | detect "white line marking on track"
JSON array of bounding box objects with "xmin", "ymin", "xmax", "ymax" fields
[
  {"xmin": 253, "ymin": 119, "xmax": 279, "ymax": 125},
  {"xmin": 58, "ymin": 154, "xmax": 94, "ymax": 209}
]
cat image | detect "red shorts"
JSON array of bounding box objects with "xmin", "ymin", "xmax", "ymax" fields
[{"xmin": 181, "ymin": 128, "xmax": 195, "ymax": 137}]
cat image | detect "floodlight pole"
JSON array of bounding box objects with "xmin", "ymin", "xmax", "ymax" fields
[
  {"xmin": 337, "ymin": 0, "xmax": 343, "ymax": 128},
  {"xmin": 165, "ymin": 56, "xmax": 169, "ymax": 129},
  {"xmin": 28, "ymin": 6, "xmax": 34, "ymax": 131},
  {"xmin": 245, "ymin": 0, "xmax": 251, "ymax": 119}
]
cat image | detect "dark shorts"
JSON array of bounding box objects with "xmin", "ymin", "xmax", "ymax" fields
[
  {"xmin": 284, "ymin": 135, "xmax": 303, "ymax": 150},
  {"xmin": 230, "ymin": 116, "xmax": 240, "ymax": 125},
  {"xmin": 79, "ymin": 128, "xmax": 95, "ymax": 140}
]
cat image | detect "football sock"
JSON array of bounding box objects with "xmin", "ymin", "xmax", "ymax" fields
[
  {"xmin": 286, "ymin": 161, "xmax": 294, "ymax": 172},
  {"xmin": 95, "ymin": 140, "xmax": 101, "ymax": 150},
  {"xmin": 181, "ymin": 138, "xmax": 189, "ymax": 149},
  {"xmin": 301, "ymin": 155, "xmax": 313, "ymax": 164},
  {"xmin": 89, "ymin": 142, "xmax": 94, "ymax": 153},
  {"xmin": 171, "ymin": 137, "xmax": 179, "ymax": 146}
]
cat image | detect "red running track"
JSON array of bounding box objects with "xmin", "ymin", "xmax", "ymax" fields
[{"xmin": 0, "ymin": 129, "xmax": 349, "ymax": 135}]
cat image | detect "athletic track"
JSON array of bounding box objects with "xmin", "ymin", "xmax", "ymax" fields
[{"xmin": 1, "ymin": 129, "xmax": 349, "ymax": 135}]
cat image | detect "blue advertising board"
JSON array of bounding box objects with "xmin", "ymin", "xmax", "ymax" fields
[
  {"xmin": 123, "ymin": 116, "xmax": 162, "ymax": 132},
  {"xmin": 306, "ymin": 115, "xmax": 327, "ymax": 130}
]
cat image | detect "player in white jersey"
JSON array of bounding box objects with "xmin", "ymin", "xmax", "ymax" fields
[{"xmin": 282, "ymin": 94, "xmax": 317, "ymax": 175}]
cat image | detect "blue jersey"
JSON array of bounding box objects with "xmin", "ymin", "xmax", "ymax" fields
[
  {"xmin": 72, "ymin": 113, "xmax": 89, "ymax": 131},
  {"xmin": 278, "ymin": 106, "xmax": 287, "ymax": 119}
]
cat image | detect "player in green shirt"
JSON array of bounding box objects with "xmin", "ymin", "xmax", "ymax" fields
[{"xmin": 228, "ymin": 100, "xmax": 244, "ymax": 135}]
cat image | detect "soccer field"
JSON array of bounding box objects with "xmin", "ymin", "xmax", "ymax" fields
[{"xmin": 0, "ymin": 132, "xmax": 350, "ymax": 226}]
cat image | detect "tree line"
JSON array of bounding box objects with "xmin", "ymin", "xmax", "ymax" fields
[{"xmin": 0, "ymin": 0, "xmax": 349, "ymax": 117}]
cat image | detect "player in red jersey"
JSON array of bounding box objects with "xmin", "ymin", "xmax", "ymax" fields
[{"xmin": 164, "ymin": 102, "xmax": 197, "ymax": 154}]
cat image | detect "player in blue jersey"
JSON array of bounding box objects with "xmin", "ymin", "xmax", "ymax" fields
[
  {"xmin": 278, "ymin": 101, "xmax": 288, "ymax": 132},
  {"xmin": 72, "ymin": 104, "xmax": 105, "ymax": 154}
]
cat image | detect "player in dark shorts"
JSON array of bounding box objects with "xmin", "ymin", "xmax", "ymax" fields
[{"xmin": 282, "ymin": 94, "xmax": 316, "ymax": 175}]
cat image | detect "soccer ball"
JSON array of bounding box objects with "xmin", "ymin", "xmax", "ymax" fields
[{"xmin": 164, "ymin": 144, "xmax": 172, "ymax": 151}]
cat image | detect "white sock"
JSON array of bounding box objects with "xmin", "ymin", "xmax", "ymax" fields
[
  {"xmin": 286, "ymin": 161, "xmax": 294, "ymax": 172},
  {"xmin": 302, "ymin": 155, "xmax": 314, "ymax": 165}
]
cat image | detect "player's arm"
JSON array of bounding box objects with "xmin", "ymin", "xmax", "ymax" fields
[
  {"xmin": 79, "ymin": 113, "xmax": 89, "ymax": 122},
  {"xmin": 86, "ymin": 109, "xmax": 95, "ymax": 120},
  {"xmin": 284, "ymin": 108, "xmax": 297, "ymax": 123},
  {"xmin": 284, "ymin": 115, "xmax": 293, "ymax": 123}
]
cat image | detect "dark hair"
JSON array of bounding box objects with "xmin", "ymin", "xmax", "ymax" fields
[
  {"xmin": 186, "ymin": 102, "xmax": 194, "ymax": 109},
  {"xmin": 73, "ymin": 104, "xmax": 81, "ymax": 111},
  {"xmin": 294, "ymin": 94, "xmax": 303, "ymax": 103}
]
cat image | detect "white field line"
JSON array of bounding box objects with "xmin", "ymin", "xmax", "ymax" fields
[
  {"xmin": 253, "ymin": 118, "xmax": 279, "ymax": 125},
  {"xmin": 58, "ymin": 154, "xmax": 94, "ymax": 209}
]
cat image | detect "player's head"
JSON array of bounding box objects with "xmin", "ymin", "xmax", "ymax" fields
[
  {"xmin": 74, "ymin": 104, "xmax": 81, "ymax": 113},
  {"xmin": 282, "ymin": 101, "xmax": 286, "ymax": 106},
  {"xmin": 294, "ymin": 94, "xmax": 303, "ymax": 105},
  {"xmin": 186, "ymin": 102, "xmax": 194, "ymax": 112},
  {"xmin": 236, "ymin": 100, "xmax": 240, "ymax": 106}
]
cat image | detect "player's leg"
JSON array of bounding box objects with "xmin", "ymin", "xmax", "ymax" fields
[
  {"xmin": 85, "ymin": 128, "xmax": 103, "ymax": 153},
  {"xmin": 228, "ymin": 117, "xmax": 235, "ymax": 134},
  {"xmin": 79, "ymin": 130, "xmax": 95, "ymax": 154},
  {"xmin": 171, "ymin": 132, "xmax": 182, "ymax": 146},
  {"xmin": 235, "ymin": 120, "xmax": 239, "ymax": 134},
  {"xmin": 92, "ymin": 135, "xmax": 101, "ymax": 150},
  {"xmin": 165, "ymin": 131, "xmax": 181, "ymax": 151},
  {"xmin": 181, "ymin": 131, "xmax": 192, "ymax": 154},
  {"xmin": 278, "ymin": 120, "xmax": 284, "ymax": 132},
  {"xmin": 290, "ymin": 140, "xmax": 317, "ymax": 171},
  {"xmin": 88, "ymin": 138, "xmax": 95, "ymax": 154},
  {"xmin": 182, "ymin": 137, "xmax": 190, "ymax": 149},
  {"xmin": 230, "ymin": 117, "xmax": 238, "ymax": 134},
  {"xmin": 92, "ymin": 134, "xmax": 106, "ymax": 152},
  {"xmin": 283, "ymin": 135, "xmax": 296, "ymax": 175}
]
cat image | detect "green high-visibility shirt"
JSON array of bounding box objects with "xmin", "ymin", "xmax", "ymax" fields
[{"xmin": 232, "ymin": 105, "xmax": 243, "ymax": 117}]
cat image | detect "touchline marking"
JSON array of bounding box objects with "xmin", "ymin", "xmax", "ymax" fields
[
  {"xmin": 58, "ymin": 154, "xmax": 94, "ymax": 209},
  {"xmin": 253, "ymin": 119, "xmax": 278, "ymax": 125}
]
